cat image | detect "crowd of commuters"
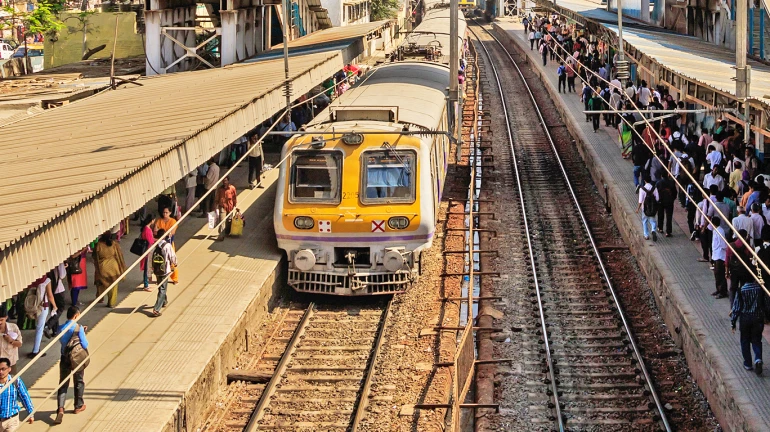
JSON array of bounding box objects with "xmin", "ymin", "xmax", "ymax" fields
[
  {"xmin": 525, "ymin": 12, "xmax": 770, "ymax": 376},
  {"xmin": 0, "ymin": 65, "xmax": 361, "ymax": 429}
]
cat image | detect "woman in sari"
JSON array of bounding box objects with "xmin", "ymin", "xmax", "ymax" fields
[
  {"xmin": 619, "ymin": 106, "xmax": 634, "ymax": 159},
  {"xmin": 93, "ymin": 231, "xmax": 127, "ymax": 308},
  {"xmin": 154, "ymin": 207, "xmax": 179, "ymax": 284}
]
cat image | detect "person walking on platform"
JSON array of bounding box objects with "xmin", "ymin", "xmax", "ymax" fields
[
  {"xmin": 750, "ymin": 202, "xmax": 767, "ymax": 248},
  {"xmin": 726, "ymin": 229, "xmax": 751, "ymax": 304},
  {"xmin": 631, "ymin": 141, "xmax": 651, "ymax": 188},
  {"xmin": 581, "ymin": 83, "xmax": 592, "ymax": 122},
  {"xmin": 556, "ymin": 62, "xmax": 566, "ymax": 93},
  {"xmin": 528, "ymin": 30, "xmax": 536, "ymax": 50},
  {"xmin": 636, "ymin": 175, "xmax": 659, "ymax": 241},
  {"xmin": 93, "ymin": 231, "xmax": 126, "ymax": 308},
  {"xmin": 588, "ymin": 88, "xmax": 603, "ymax": 133},
  {"xmin": 0, "ymin": 310, "xmax": 22, "ymax": 375},
  {"xmin": 215, "ymin": 176, "xmax": 238, "ymax": 241},
  {"xmin": 636, "ymin": 80, "xmax": 652, "ymax": 109},
  {"xmin": 656, "ymin": 170, "xmax": 676, "ymax": 237},
  {"xmin": 539, "ymin": 40, "xmax": 548, "ymax": 66},
  {"xmin": 154, "ymin": 207, "xmax": 178, "ymax": 284},
  {"xmin": 54, "ymin": 306, "xmax": 88, "ymax": 424},
  {"xmin": 139, "ymin": 216, "xmax": 156, "ymax": 291},
  {"xmin": 248, "ymin": 135, "xmax": 264, "ymax": 189},
  {"xmin": 151, "ymin": 230, "xmax": 177, "ymax": 318},
  {"xmin": 28, "ymin": 275, "xmax": 56, "ymax": 359},
  {"xmin": 731, "ymin": 231, "xmax": 770, "ymax": 375},
  {"xmin": 566, "ymin": 61, "xmax": 576, "ymax": 92},
  {"xmin": 733, "ymin": 206, "xmax": 755, "ymax": 246},
  {"xmin": 685, "ymin": 181, "xmax": 702, "ymax": 240},
  {"xmin": 202, "ymin": 159, "xmax": 220, "ymax": 217},
  {"xmin": 184, "ymin": 171, "xmax": 196, "ymax": 214},
  {"xmin": 66, "ymin": 249, "xmax": 88, "ymax": 306},
  {"xmin": 710, "ymin": 217, "xmax": 729, "ymax": 299},
  {"xmin": 0, "ymin": 357, "xmax": 34, "ymax": 429}
]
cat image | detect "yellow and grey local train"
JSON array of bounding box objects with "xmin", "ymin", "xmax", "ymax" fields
[{"xmin": 273, "ymin": 62, "xmax": 451, "ymax": 295}]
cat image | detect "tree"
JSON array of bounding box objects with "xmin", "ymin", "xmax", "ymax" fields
[
  {"xmin": 371, "ymin": 0, "xmax": 399, "ymax": 21},
  {"xmin": 0, "ymin": 0, "xmax": 64, "ymax": 73}
]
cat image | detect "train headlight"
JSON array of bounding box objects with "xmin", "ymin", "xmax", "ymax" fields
[
  {"xmin": 388, "ymin": 216, "xmax": 410, "ymax": 230},
  {"xmin": 294, "ymin": 249, "xmax": 316, "ymax": 271},
  {"xmin": 341, "ymin": 133, "xmax": 364, "ymax": 145},
  {"xmin": 383, "ymin": 249, "xmax": 405, "ymax": 272},
  {"xmin": 294, "ymin": 216, "xmax": 314, "ymax": 230}
]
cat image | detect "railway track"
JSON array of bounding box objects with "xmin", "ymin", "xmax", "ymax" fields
[
  {"xmin": 238, "ymin": 301, "xmax": 390, "ymax": 431},
  {"xmin": 201, "ymin": 300, "xmax": 390, "ymax": 432},
  {"xmin": 469, "ymin": 22, "xmax": 672, "ymax": 431}
]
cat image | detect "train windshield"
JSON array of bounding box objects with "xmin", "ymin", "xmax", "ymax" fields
[
  {"xmin": 290, "ymin": 151, "xmax": 342, "ymax": 203},
  {"xmin": 362, "ymin": 150, "xmax": 416, "ymax": 203}
]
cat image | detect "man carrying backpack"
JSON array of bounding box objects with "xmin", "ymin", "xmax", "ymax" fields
[
  {"xmin": 53, "ymin": 306, "xmax": 88, "ymax": 425},
  {"xmin": 656, "ymin": 171, "xmax": 677, "ymax": 237},
  {"xmin": 636, "ymin": 175, "xmax": 659, "ymax": 241},
  {"xmin": 556, "ymin": 62, "xmax": 566, "ymax": 93},
  {"xmin": 726, "ymin": 229, "xmax": 752, "ymax": 304},
  {"xmin": 151, "ymin": 229, "xmax": 177, "ymax": 318}
]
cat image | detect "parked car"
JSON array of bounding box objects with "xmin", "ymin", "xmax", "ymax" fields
[
  {"xmin": 0, "ymin": 42, "xmax": 15, "ymax": 60},
  {"xmin": 12, "ymin": 45, "xmax": 44, "ymax": 58}
]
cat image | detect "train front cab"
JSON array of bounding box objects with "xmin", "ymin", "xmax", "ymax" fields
[{"xmin": 275, "ymin": 129, "xmax": 446, "ymax": 296}]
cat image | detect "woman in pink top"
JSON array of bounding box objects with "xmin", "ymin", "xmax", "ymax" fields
[{"xmin": 139, "ymin": 216, "xmax": 156, "ymax": 291}]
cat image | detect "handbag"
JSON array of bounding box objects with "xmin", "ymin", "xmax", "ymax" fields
[
  {"xmin": 230, "ymin": 212, "xmax": 244, "ymax": 237},
  {"xmin": 66, "ymin": 256, "xmax": 82, "ymax": 275},
  {"xmin": 207, "ymin": 211, "xmax": 218, "ymax": 229},
  {"xmin": 130, "ymin": 238, "xmax": 149, "ymax": 256}
]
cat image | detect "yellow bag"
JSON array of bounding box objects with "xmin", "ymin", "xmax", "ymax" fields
[{"xmin": 229, "ymin": 212, "xmax": 244, "ymax": 236}]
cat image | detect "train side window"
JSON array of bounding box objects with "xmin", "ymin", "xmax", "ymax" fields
[
  {"xmin": 361, "ymin": 150, "xmax": 416, "ymax": 204},
  {"xmin": 290, "ymin": 150, "xmax": 342, "ymax": 203}
]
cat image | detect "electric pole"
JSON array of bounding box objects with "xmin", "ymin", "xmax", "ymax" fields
[{"xmin": 736, "ymin": 0, "xmax": 751, "ymax": 145}]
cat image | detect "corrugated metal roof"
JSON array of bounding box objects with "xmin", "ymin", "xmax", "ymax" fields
[
  {"xmin": 0, "ymin": 51, "xmax": 345, "ymax": 300},
  {"xmin": 272, "ymin": 20, "xmax": 392, "ymax": 50}
]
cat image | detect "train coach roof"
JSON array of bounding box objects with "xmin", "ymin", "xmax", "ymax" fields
[
  {"xmin": 310, "ymin": 62, "xmax": 449, "ymax": 131},
  {"xmin": 404, "ymin": 7, "xmax": 467, "ymax": 62}
]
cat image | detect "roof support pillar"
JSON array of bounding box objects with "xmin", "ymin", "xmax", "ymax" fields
[
  {"xmin": 221, "ymin": 10, "xmax": 239, "ymax": 66},
  {"xmin": 145, "ymin": 10, "xmax": 162, "ymax": 76}
]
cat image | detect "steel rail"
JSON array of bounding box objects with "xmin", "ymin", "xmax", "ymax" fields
[
  {"xmin": 471, "ymin": 21, "xmax": 672, "ymax": 431},
  {"xmin": 466, "ymin": 24, "xmax": 565, "ymax": 432},
  {"xmin": 351, "ymin": 299, "xmax": 393, "ymax": 432},
  {"xmin": 244, "ymin": 303, "xmax": 315, "ymax": 431}
]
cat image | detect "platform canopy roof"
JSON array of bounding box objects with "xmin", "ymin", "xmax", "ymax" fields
[
  {"xmin": 269, "ymin": 20, "xmax": 391, "ymax": 51},
  {"xmin": 0, "ymin": 51, "xmax": 344, "ymax": 301}
]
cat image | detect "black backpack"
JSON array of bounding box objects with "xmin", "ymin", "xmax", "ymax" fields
[
  {"xmin": 658, "ymin": 180, "xmax": 675, "ymax": 205},
  {"xmin": 729, "ymin": 242, "xmax": 751, "ymax": 279},
  {"xmin": 643, "ymin": 185, "xmax": 658, "ymax": 216},
  {"xmin": 152, "ymin": 242, "xmax": 168, "ymax": 277}
]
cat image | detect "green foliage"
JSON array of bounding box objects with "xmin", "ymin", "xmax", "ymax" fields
[
  {"xmin": 371, "ymin": 0, "xmax": 400, "ymax": 21},
  {"xmin": 0, "ymin": 0, "xmax": 66, "ymax": 38}
]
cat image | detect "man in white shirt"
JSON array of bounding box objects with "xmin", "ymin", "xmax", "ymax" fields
[
  {"xmin": 711, "ymin": 217, "xmax": 728, "ymax": 298},
  {"xmin": 637, "ymin": 80, "xmax": 652, "ymax": 107},
  {"xmin": 248, "ymin": 135, "xmax": 265, "ymax": 189},
  {"xmin": 703, "ymin": 166, "xmax": 725, "ymax": 191},
  {"xmin": 705, "ymin": 145, "xmax": 723, "ymax": 170},
  {"xmin": 750, "ymin": 202, "xmax": 767, "ymax": 248},
  {"xmin": 202, "ymin": 160, "xmax": 220, "ymax": 216},
  {"xmin": 733, "ymin": 206, "xmax": 755, "ymax": 244}
]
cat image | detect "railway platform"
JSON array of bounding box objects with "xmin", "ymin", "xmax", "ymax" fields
[
  {"xmin": 20, "ymin": 165, "xmax": 282, "ymax": 432},
  {"xmin": 494, "ymin": 18, "xmax": 770, "ymax": 432}
]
